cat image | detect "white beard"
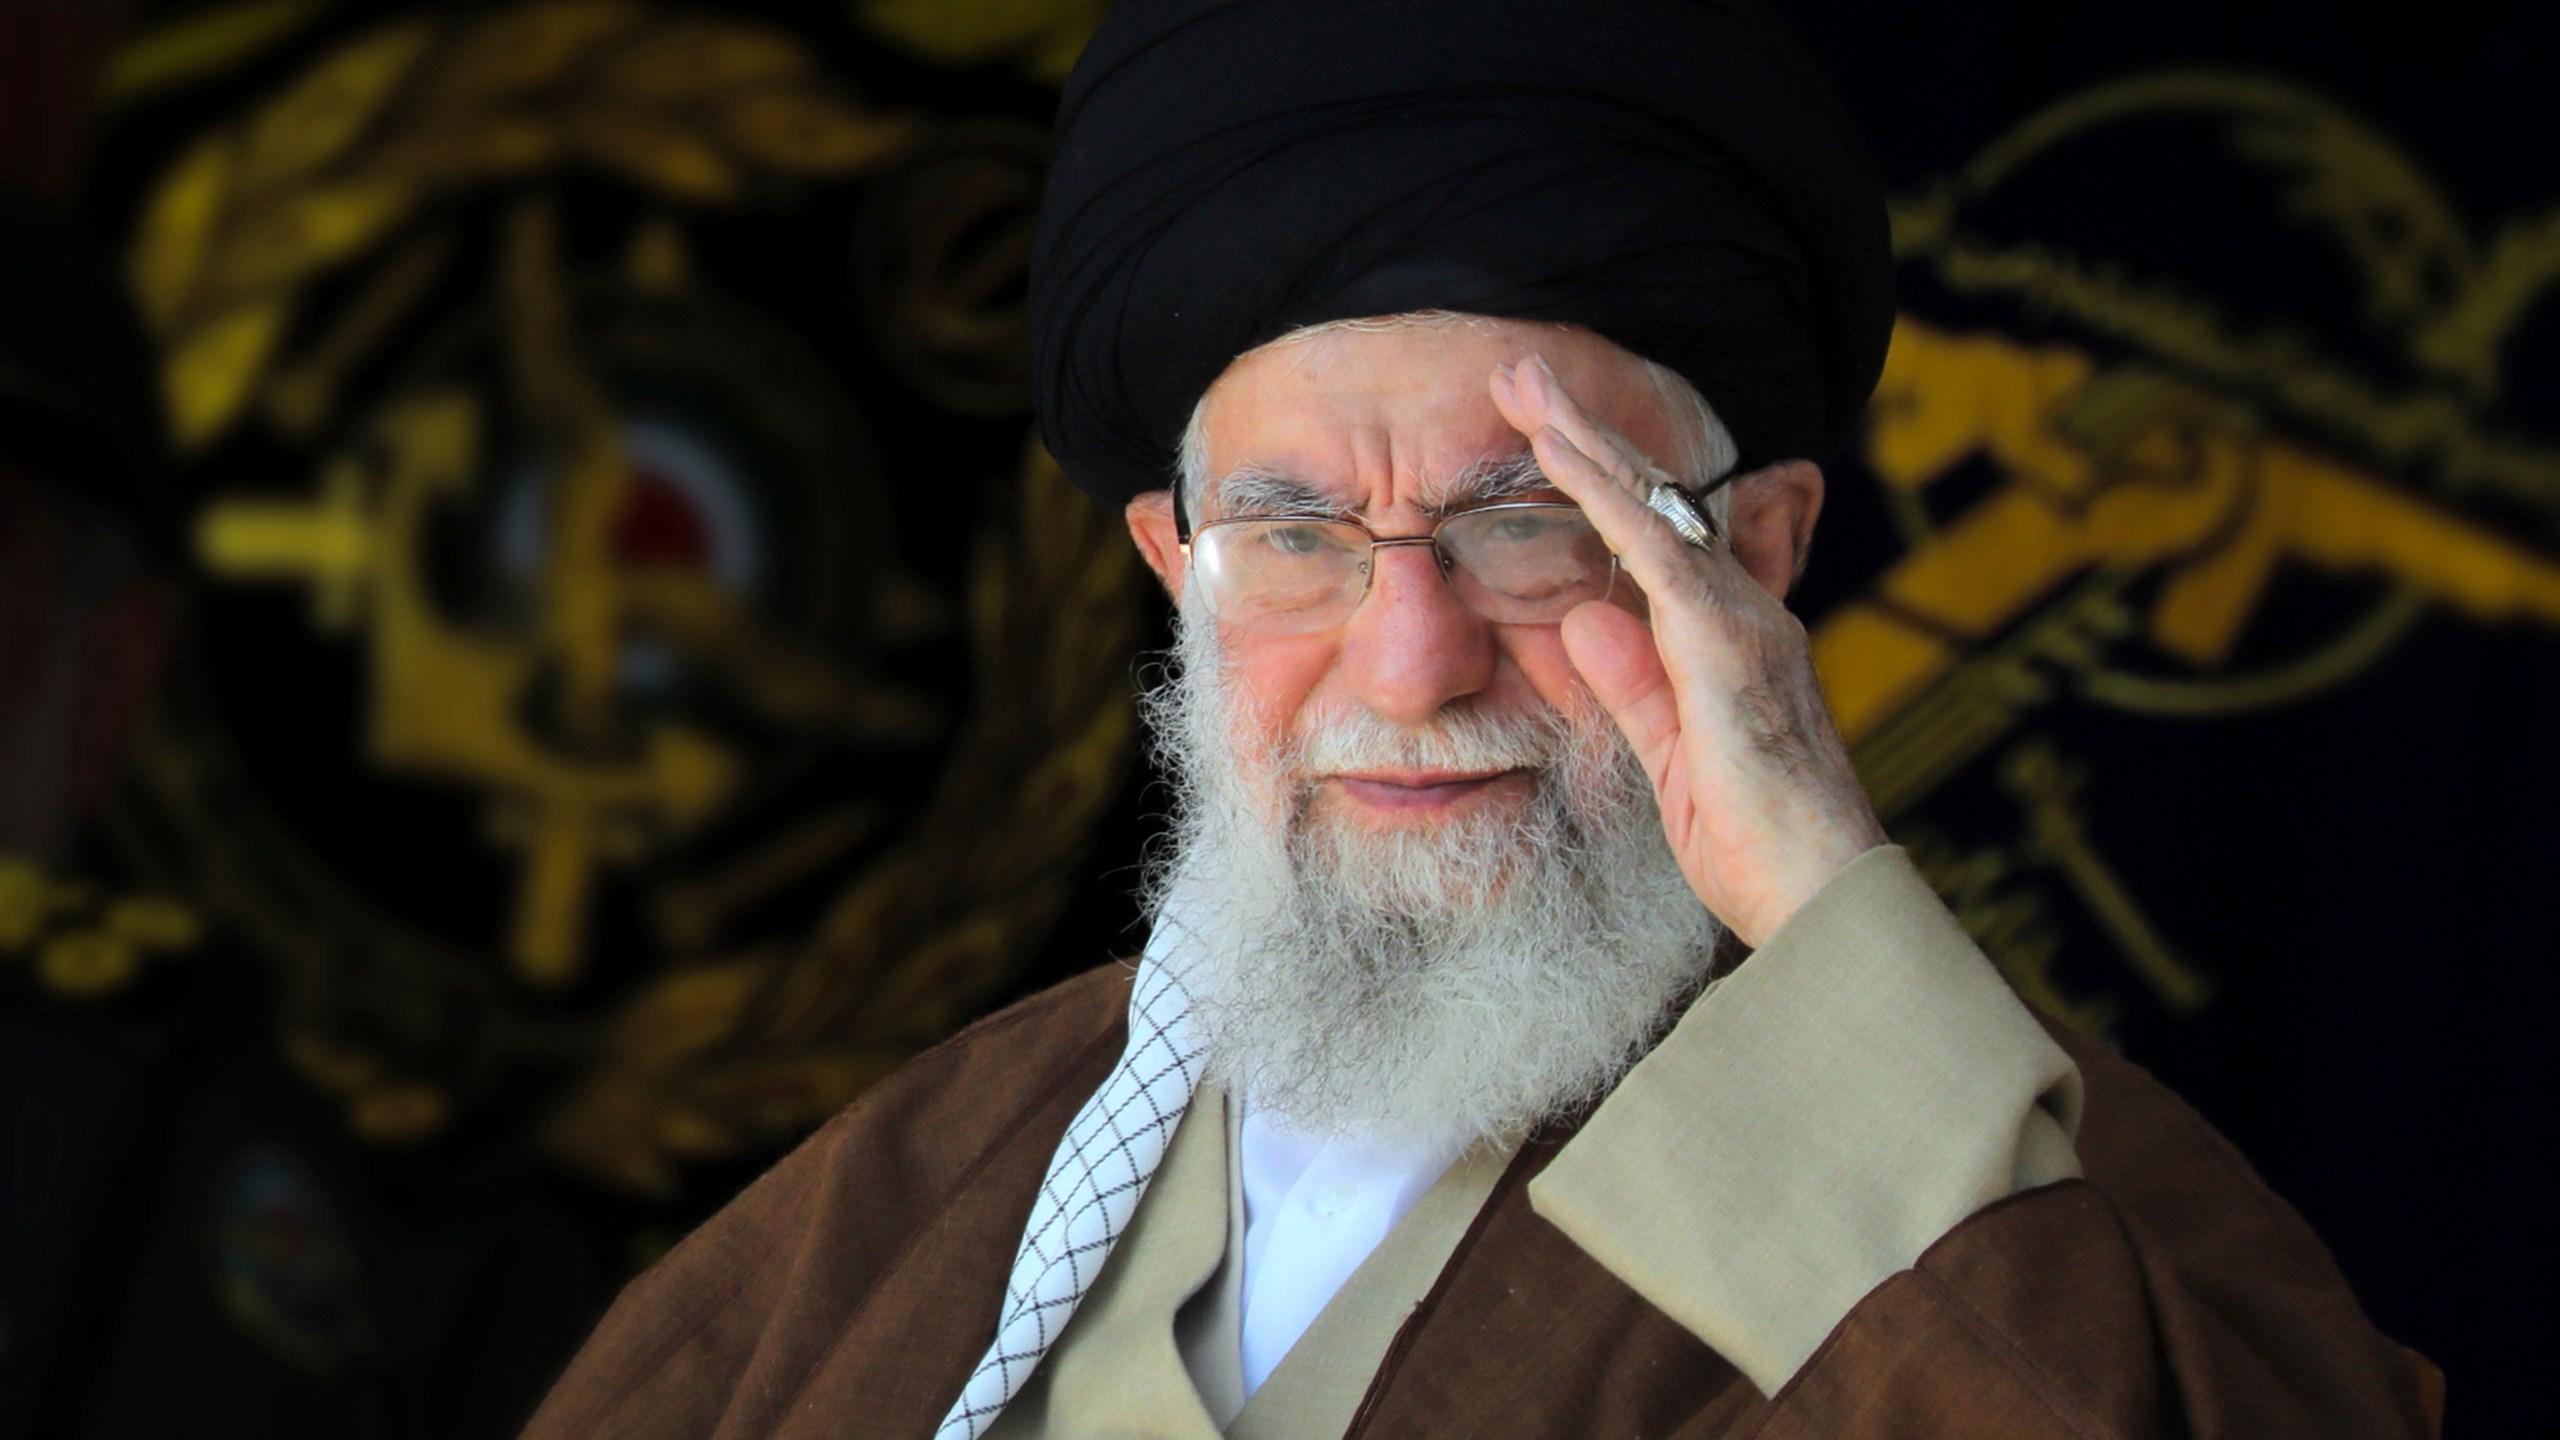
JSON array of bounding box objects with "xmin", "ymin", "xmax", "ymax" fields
[{"xmin": 1138, "ymin": 599, "xmax": 1722, "ymax": 1152}]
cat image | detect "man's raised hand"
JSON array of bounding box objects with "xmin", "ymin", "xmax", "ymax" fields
[{"xmin": 1489, "ymin": 353, "xmax": 1886, "ymax": 947}]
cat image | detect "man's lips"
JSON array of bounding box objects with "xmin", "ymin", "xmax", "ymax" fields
[{"xmin": 1329, "ymin": 769, "xmax": 1523, "ymax": 811}]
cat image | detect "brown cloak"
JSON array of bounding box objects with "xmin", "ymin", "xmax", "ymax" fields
[{"xmin": 520, "ymin": 961, "xmax": 2439, "ymax": 1439}]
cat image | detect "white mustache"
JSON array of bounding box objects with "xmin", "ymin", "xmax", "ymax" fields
[{"xmin": 1289, "ymin": 700, "xmax": 1572, "ymax": 777}]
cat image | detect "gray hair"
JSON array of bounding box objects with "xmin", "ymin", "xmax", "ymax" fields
[{"xmin": 1174, "ymin": 310, "xmax": 1737, "ymax": 525}]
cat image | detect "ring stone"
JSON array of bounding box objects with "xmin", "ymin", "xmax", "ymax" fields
[{"xmin": 1646, "ymin": 483, "xmax": 1719, "ymax": 548}]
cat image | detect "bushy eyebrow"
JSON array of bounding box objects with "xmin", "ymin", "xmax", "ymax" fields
[
  {"xmin": 1420, "ymin": 451, "xmax": 1553, "ymax": 514},
  {"xmin": 1203, "ymin": 451, "xmax": 1554, "ymax": 522},
  {"xmin": 1204, "ymin": 466, "xmax": 1356, "ymax": 520}
]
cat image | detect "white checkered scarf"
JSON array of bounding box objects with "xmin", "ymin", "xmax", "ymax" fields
[{"xmin": 932, "ymin": 912, "xmax": 1208, "ymax": 1439}]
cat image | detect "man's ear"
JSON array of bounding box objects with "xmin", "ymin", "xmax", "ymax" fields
[
  {"xmin": 1722, "ymin": 459, "xmax": 1823, "ymax": 602},
  {"xmin": 1125, "ymin": 490, "xmax": 1186, "ymax": 603}
]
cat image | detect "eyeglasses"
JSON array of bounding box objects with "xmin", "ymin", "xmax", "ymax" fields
[{"xmin": 1182, "ymin": 502, "xmax": 1619, "ymax": 635}]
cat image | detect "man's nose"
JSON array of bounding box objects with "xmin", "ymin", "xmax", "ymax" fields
[{"xmin": 1335, "ymin": 543, "xmax": 1496, "ymax": 726}]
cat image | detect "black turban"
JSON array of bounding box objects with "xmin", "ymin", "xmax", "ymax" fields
[{"xmin": 1029, "ymin": 0, "xmax": 1895, "ymax": 505}]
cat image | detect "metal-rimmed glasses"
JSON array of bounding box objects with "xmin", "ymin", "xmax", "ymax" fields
[{"xmin": 1181, "ymin": 502, "xmax": 1619, "ymax": 635}]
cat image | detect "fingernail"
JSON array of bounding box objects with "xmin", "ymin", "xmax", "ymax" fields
[{"xmin": 1533, "ymin": 354, "xmax": 1558, "ymax": 379}]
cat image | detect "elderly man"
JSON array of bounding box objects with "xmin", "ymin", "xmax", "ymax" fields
[{"xmin": 523, "ymin": 2, "xmax": 2437, "ymax": 1436}]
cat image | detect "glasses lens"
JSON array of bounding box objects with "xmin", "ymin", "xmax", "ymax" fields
[
  {"xmin": 1437, "ymin": 505, "xmax": 1615, "ymax": 621},
  {"xmin": 1193, "ymin": 519, "xmax": 1371, "ymax": 632}
]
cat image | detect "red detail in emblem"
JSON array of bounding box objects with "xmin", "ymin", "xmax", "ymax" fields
[{"xmin": 613, "ymin": 471, "xmax": 713, "ymax": 568}]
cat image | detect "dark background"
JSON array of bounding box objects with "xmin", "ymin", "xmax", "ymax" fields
[{"xmin": 0, "ymin": 1, "xmax": 2548, "ymax": 1435}]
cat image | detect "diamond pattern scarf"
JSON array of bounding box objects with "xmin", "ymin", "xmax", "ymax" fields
[{"xmin": 933, "ymin": 917, "xmax": 1207, "ymax": 1439}]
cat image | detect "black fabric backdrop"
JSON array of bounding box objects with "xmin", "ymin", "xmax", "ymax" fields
[{"xmin": 0, "ymin": 2, "xmax": 2545, "ymax": 1436}]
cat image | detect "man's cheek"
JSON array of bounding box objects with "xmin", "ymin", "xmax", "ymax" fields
[{"xmin": 1226, "ymin": 627, "xmax": 1339, "ymax": 709}]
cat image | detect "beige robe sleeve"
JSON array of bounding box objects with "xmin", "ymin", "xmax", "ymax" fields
[{"xmin": 1528, "ymin": 844, "xmax": 2083, "ymax": 1396}]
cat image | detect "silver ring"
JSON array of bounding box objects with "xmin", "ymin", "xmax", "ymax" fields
[{"xmin": 1646, "ymin": 483, "xmax": 1718, "ymax": 548}]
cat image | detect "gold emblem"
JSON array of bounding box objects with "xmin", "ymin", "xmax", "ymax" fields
[
  {"xmin": 1814, "ymin": 71, "xmax": 2560, "ymax": 1027},
  {"xmin": 0, "ymin": 855, "xmax": 203, "ymax": 1000},
  {"xmin": 107, "ymin": 4, "xmax": 1138, "ymax": 1186}
]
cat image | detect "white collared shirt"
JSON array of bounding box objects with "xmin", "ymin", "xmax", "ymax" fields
[{"xmin": 1234, "ymin": 1108, "xmax": 1463, "ymax": 1397}]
